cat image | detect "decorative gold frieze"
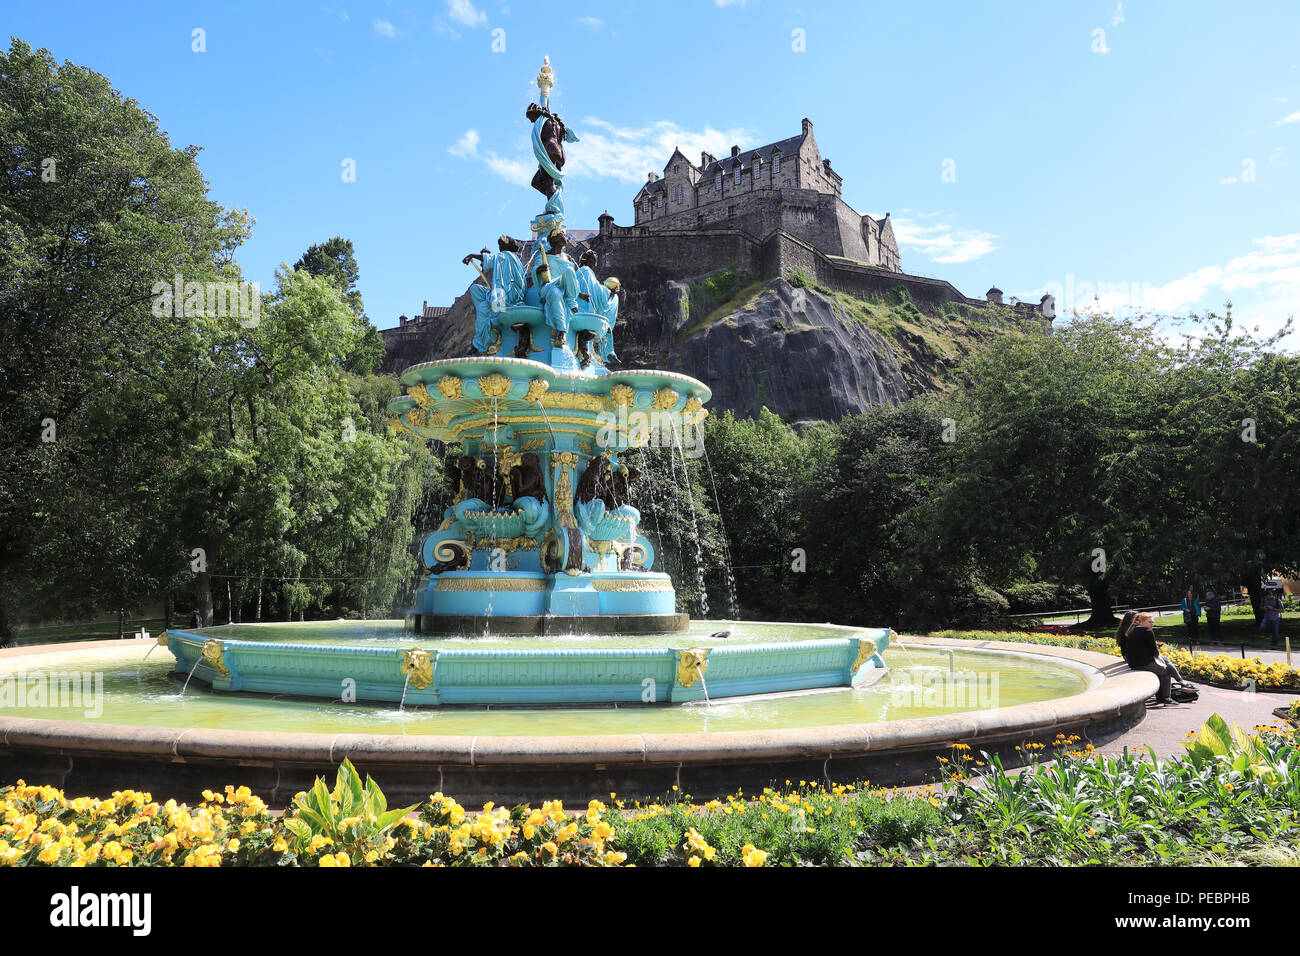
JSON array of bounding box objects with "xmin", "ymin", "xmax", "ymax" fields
[
  {"xmin": 575, "ymin": 438, "xmax": 592, "ymax": 455},
  {"xmin": 408, "ymin": 383, "xmax": 433, "ymax": 408},
  {"xmin": 608, "ymin": 383, "xmax": 636, "ymax": 408},
  {"xmin": 520, "ymin": 438, "xmax": 547, "ymax": 451},
  {"xmin": 434, "ymin": 577, "xmax": 546, "ymax": 591},
  {"xmin": 675, "ymin": 647, "xmax": 710, "ymax": 688},
  {"xmin": 592, "ymin": 578, "xmax": 672, "ymax": 592},
  {"xmin": 435, "ymin": 375, "xmax": 463, "ymax": 399},
  {"xmin": 541, "ymin": 391, "xmax": 611, "ymax": 413},
  {"xmin": 399, "ymin": 647, "xmax": 435, "ymax": 691}
]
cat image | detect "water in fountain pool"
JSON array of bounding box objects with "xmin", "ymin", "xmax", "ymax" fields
[{"xmin": 0, "ymin": 624, "xmax": 1091, "ymax": 737}]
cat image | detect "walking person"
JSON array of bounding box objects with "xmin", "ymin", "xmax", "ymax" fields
[
  {"xmin": 1181, "ymin": 587, "xmax": 1201, "ymax": 649},
  {"xmin": 1261, "ymin": 589, "xmax": 1284, "ymax": 648},
  {"xmin": 1204, "ymin": 590, "xmax": 1223, "ymax": 644},
  {"xmin": 1120, "ymin": 612, "xmax": 1188, "ymax": 706}
]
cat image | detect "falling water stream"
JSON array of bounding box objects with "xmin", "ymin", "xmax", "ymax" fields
[{"xmin": 667, "ymin": 419, "xmax": 708, "ymax": 618}]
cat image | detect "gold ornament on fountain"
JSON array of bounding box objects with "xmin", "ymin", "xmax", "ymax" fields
[
  {"xmin": 435, "ymin": 375, "xmax": 463, "ymax": 399},
  {"xmin": 675, "ymin": 647, "xmax": 710, "ymax": 688},
  {"xmin": 609, "ymin": 383, "xmax": 635, "ymax": 408},
  {"xmin": 536, "ymin": 55, "xmax": 555, "ymax": 107},
  {"xmin": 399, "ymin": 647, "xmax": 435, "ymax": 691},
  {"xmin": 200, "ymin": 639, "xmax": 229, "ymax": 678},
  {"xmin": 478, "ymin": 373, "xmax": 512, "ymax": 399},
  {"xmin": 408, "ymin": 383, "xmax": 434, "ymax": 408},
  {"xmin": 651, "ymin": 387, "xmax": 680, "ymax": 411},
  {"xmin": 525, "ymin": 378, "xmax": 550, "ymax": 404},
  {"xmin": 851, "ymin": 637, "xmax": 879, "ymax": 673}
]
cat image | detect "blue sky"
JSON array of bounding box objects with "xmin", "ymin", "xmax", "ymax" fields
[{"xmin": 7, "ymin": 0, "xmax": 1300, "ymax": 343}]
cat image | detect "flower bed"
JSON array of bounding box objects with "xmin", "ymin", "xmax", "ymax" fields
[
  {"xmin": 927, "ymin": 629, "xmax": 1300, "ymax": 691},
  {"xmin": 3, "ymin": 720, "xmax": 1298, "ymax": 867}
]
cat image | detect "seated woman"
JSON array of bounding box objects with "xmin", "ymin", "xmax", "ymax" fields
[{"xmin": 1117, "ymin": 610, "xmax": 1191, "ymax": 705}]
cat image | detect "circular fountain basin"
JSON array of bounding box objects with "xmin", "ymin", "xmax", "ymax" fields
[{"xmin": 0, "ymin": 622, "xmax": 1157, "ymax": 804}]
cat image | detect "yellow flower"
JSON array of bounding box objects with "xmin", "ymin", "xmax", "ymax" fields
[{"xmin": 741, "ymin": 844, "xmax": 767, "ymax": 867}]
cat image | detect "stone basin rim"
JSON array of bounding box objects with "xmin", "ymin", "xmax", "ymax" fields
[{"xmin": 0, "ymin": 635, "xmax": 1155, "ymax": 767}]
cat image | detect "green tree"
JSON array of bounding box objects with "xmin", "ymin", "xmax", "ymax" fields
[
  {"xmin": 948, "ymin": 316, "xmax": 1175, "ymax": 628},
  {"xmin": 0, "ymin": 38, "xmax": 247, "ymax": 639},
  {"xmin": 293, "ymin": 236, "xmax": 384, "ymax": 374}
]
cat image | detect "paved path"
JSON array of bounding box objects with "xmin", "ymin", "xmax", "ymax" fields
[
  {"xmin": 1097, "ymin": 639, "xmax": 1297, "ymax": 759},
  {"xmin": 1093, "ymin": 684, "xmax": 1298, "ymax": 760}
]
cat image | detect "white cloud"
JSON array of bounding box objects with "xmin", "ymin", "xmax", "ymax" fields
[
  {"xmin": 448, "ymin": 128, "xmax": 533, "ymax": 186},
  {"xmin": 577, "ymin": 16, "xmax": 604, "ymax": 30},
  {"xmin": 1276, "ymin": 111, "xmax": 1300, "ymax": 125},
  {"xmin": 448, "ymin": 117, "xmax": 756, "ymax": 187},
  {"xmin": 567, "ymin": 118, "xmax": 754, "ymax": 183},
  {"xmin": 1075, "ymin": 235, "xmax": 1300, "ymax": 321},
  {"xmin": 716, "ymin": 0, "xmax": 752, "ymax": 6},
  {"xmin": 446, "ymin": 0, "xmax": 488, "ymax": 28},
  {"xmin": 449, "ymin": 129, "xmax": 480, "ymax": 158},
  {"xmin": 373, "ymin": 19, "xmax": 399, "ymax": 38},
  {"xmin": 890, "ymin": 214, "xmax": 998, "ymax": 264}
]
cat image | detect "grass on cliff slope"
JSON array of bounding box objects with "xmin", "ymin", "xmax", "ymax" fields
[{"xmin": 676, "ymin": 268, "xmax": 768, "ymax": 344}]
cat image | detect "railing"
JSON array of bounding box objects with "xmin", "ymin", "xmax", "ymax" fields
[{"xmin": 1009, "ymin": 599, "xmax": 1250, "ymax": 627}]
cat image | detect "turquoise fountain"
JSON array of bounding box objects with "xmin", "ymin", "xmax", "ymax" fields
[{"xmin": 163, "ymin": 57, "xmax": 890, "ymax": 707}]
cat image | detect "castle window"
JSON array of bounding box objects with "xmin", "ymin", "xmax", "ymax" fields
[
  {"xmin": 673, "ymin": 165, "xmax": 680, "ymax": 174},
  {"xmin": 715, "ymin": 172, "xmax": 722, "ymax": 191},
  {"xmin": 656, "ymin": 194, "xmax": 663, "ymax": 208},
  {"xmin": 734, "ymin": 165, "xmax": 741, "ymax": 185},
  {"xmin": 754, "ymin": 158, "xmax": 762, "ymax": 181},
  {"xmin": 643, "ymin": 200, "xmax": 650, "ymax": 214},
  {"xmin": 782, "ymin": 179, "xmax": 790, "ymax": 188},
  {"xmin": 773, "ymin": 155, "xmax": 781, "ymax": 175}
]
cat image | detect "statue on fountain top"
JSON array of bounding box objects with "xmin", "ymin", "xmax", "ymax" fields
[
  {"xmin": 528, "ymin": 228, "xmax": 580, "ymax": 337},
  {"xmin": 464, "ymin": 235, "xmax": 526, "ymax": 355},
  {"xmin": 528, "ymin": 56, "xmax": 578, "ymax": 229},
  {"xmin": 574, "ymin": 249, "xmax": 621, "ymax": 366}
]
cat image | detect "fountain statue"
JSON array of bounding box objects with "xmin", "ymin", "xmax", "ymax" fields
[{"xmin": 388, "ymin": 56, "xmax": 709, "ymax": 635}]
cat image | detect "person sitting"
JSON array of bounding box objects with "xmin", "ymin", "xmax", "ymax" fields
[{"xmin": 1118, "ymin": 611, "xmax": 1191, "ymax": 705}]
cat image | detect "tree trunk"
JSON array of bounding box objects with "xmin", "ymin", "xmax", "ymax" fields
[
  {"xmin": 255, "ymin": 585, "xmax": 262, "ymax": 622},
  {"xmin": 1243, "ymin": 575, "xmax": 1264, "ymax": 624},
  {"xmin": 1079, "ymin": 579, "xmax": 1116, "ymax": 630},
  {"xmin": 226, "ymin": 581, "xmax": 233, "ymax": 624},
  {"xmin": 194, "ymin": 534, "xmax": 218, "ymax": 626},
  {"xmin": 117, "ymin": 607, "xmax": 125, "ymax": 640},
  {"xmin": 163, "ymin": 593, "xmax": 174, "ymax": 629},
  {"xmin": 0, "ymin": 596, "xmax": 13, "ymax": 648}
]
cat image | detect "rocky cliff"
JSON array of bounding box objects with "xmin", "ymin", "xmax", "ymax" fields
[{"xmin": 381, "ymin": 266, "xmax": 1037, "ymax": 422}]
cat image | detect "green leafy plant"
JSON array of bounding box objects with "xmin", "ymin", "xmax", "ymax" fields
[{"xmin": 281, "ymin": 759, "xmax": 416, "ymax": 861}]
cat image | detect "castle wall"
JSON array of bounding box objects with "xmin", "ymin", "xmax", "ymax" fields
[
  {"xmin": 590, "ymin": 227, "xmax": 766, "ymax": 280},
  {"xmin": 627, "ymin": 187, "xmax": 894, "ymax": 268}
]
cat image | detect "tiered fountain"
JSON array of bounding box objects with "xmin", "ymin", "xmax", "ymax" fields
[{"xmin": 162, "ymin": 58, "xmax": 890, "ymax": 707}]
